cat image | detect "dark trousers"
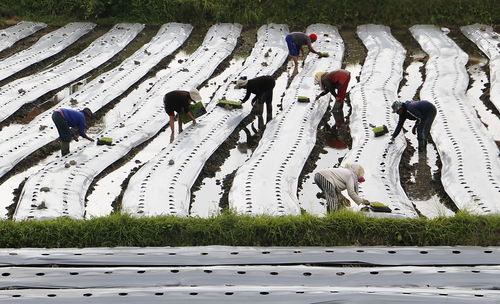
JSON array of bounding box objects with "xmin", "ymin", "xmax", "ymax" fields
[
  {"xmin": 417, "ymin": 106, "xmax": 437, "ymax": 142},
  {"xmin": 52, "ymin": 111, "xmax": 72, "ymax": 156}
]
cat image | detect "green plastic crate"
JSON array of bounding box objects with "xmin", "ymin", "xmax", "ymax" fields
[
  {"xmin": 217, "ymin": 99, "xmax": 243, "ymax": 109},
  {"xmin": 179, "ymin": 102, "xmax": 206, "ymax": 123},
  {"xmin": 372, "ymin": 125, "xmax": 388, "ymax": 137},
  {"xmin": 297, "ymin": 96, "xmax": 310, "ymax": 103},
  {"xmin": 97, "ymin": 137, "xmax": 113, "ymax": 146}
]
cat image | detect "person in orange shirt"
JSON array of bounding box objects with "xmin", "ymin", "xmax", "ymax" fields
[{"xmin": 315, "ymin": 69, "xmax": 351, "ymax": 111}]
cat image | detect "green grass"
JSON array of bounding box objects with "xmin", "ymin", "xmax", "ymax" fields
[
  {"xmin": 1, "ymin": 0, "xmax": 498, "ymax": 27},
  {"xmin": 1, "ymin": 211, "xmax": 498, "ymax": 248}
]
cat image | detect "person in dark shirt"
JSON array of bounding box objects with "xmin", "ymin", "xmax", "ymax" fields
[
  {"xmin": 163, "ymin": 89, "xmax": 201, "ymax": 143},
  {"xmin": 285, "ymin": 32, "xmax": 321, "ymax": 74},
  {"xmin": 390, "ymin": 100, "xmax": 437, "ymax": 152},
  {"xmin": 236, "ymin": 75, "xmax": 276, "ymax": 116},
  {"xmin": 315, "ymin": 69, "xmax": 351, "ymax": 111},
  {"xmin": 52, "ymin": 107, "xmax": 94, "ymax": 156}
]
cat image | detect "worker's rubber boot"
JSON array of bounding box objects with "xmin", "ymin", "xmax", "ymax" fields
[
  {"xmin": 332, "ymin": 101, "xmax": 343, "ymax": 112},
  {"xmin": 61, "ymin": 141, "xmax": 70, "ymax": 156},
  {"xmin": 418, "ymin": 139, "xmax": 426, "ymax": 152}
]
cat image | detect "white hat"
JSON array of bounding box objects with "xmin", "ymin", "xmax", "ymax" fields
[
  {"xmin": 236, "ymin": 78, "xmax": 248, "ymax": 88},
  {"xmin": 189, "ymin": 88, "xmax": 202, "ymax": 102},
  {"xmin": 315, "ymin": 72, "xmax": 326, "ymax": 89}
]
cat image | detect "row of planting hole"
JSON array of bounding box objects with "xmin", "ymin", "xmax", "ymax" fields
[
  {"xmin": 2, "ymin": 267, "xmax": 488, "ymax": 278},
  {"xmin": 424, "ymin": 36, "xmax": 495, "ymax": 212},
  {"xmin": 5, "ymin": 290, "xmax": 488, "ymax": 298},
  {"xmin": 3, "ymin": 28, "xmax": 86, "ymax": 71},
  {"xmin": 129, "ymin": 39, "xmax": 235, "ymax": 214},
  {"xmin": 7, "ymin": 248, "xmax": 492, "ymax": 257}
]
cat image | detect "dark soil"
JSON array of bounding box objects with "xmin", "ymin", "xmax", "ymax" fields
[
  {"xmin": 0, "ymin": 26, "xmax": 107, "ymax": 88},
  {"xmin": 0, "ymin": 25, "xmax": 55, "ymax": 60},
  {"xmin": 3, "ymin": 24, "xmax": 496, "ymax": 218}
]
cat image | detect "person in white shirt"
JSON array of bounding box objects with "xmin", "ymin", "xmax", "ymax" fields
[{"xmin": 314, "ymin": 163, "xmax": 370, "ymax": 211}]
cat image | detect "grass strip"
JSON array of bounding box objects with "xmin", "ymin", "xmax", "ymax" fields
[
  {"xmin": 0, "ymin": 211, "xmax": 498, "ymax": 248},
  {"xmin": 1, "ymin": 0, "xmax": 497, "ymax": 27}
]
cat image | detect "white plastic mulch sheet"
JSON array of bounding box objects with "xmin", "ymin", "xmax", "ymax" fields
[
  {"xmin": 14, "ymin": 24, "xmax": 241, "ymax": 221},
  {"xmin": 0, "ymin": 21, "xmax": 47, "ymax": 52},
  {"xmin": 0, "ymin": 247, "xmax": 498, "ymax": 303},
  {"xmin": 2, "ymin": 265, "xmax": 498, "ymax": 289},
  {"xmin": 461, "ymin": 24, "xmax": 500, "ymax": 112},
  {"xmin": 2, "ymin": 286, "xmax": 498, "ymax": 303},
  {"xmin": 342, "ymin": 25, "xmax": 417, "ymax": 217},
  {"xmin": 229, "ymin": 24, "xmax": 343, "ymax": 216},
  {"xmin": 0, "ymin": 23, "xmax": 192, "ymax": 180},
  {"xmin": 0, "ymin": 23, "xmax": 144, "ymax": 123},
  {"xmin": 0, "ymin": 23, "xmax": 96, "ymax": 82},
  {"xmin": 2, "ymin": 246, "xmax": 498, "ymax": 266},
  {"xmin": 410, "ymin": 25, "xmax": 500, "ymax": 214},
  {"xmin": 122, "ymin": 24, "xmax": 289, "ymax": 217}
]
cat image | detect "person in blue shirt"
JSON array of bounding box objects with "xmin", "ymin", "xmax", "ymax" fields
[
  {"xmin": 52, "ymin": 107, "xmax": 94, "ymax": 156},
  {"xmin": 390, "ymin": 100, "xmax": 437, "ymax": 152}
]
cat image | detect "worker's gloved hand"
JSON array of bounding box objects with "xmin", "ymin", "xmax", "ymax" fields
[
  {"xmin": 362, "ymin": 200, "xmax": 371, "ymax": 206},
  {"xmin": 73, "ymin": 135, "xmax": 79, "ymax": 142},
  {"xmin": 412, "ymin": 125, "xmax": 417, "ymax": 135}
]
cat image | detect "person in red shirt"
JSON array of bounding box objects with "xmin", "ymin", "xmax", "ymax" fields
[
  {"xmin": 315, "ymin": 69, "xmax": 351, "ymax": 111},
  {"xmin": 163, "ymin": 89, "xmax": 200, "ymax": 143}
]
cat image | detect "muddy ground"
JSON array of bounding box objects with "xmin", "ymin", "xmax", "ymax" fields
[{"xmin": 1, "ymin": 24, "xmax": 497, "ymax": 217}]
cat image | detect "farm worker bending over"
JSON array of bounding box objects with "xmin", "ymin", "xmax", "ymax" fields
[
  {"xmin": 236, "ymin": 75, "xmax": 275, "ymax": 107},
  {"xmin": 314, "ymin": 163, "xmax": 370, "ymax": 212},
  {"xmin": 315, "ymin": 69, "xmax": 351, "ymax": 111},
  {"xmin": 163, "ymin": 89, "xmax": 200, "ymax": 143},
  {"xmin": 285, "ymin": 32, "xmax": 321, "ymax": 74},
  {"xmin": 390, "ymin": 100, "xmax": 437, "ymax": 152},
  {"xmin": 51, "ymin": 107, "xmax": 94, "ymax": 156}
]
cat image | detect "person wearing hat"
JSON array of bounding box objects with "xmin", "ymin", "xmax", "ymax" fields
[
  {"xmin": 314, "ymin": 69, "xmax": 351, "ymax": 111},
  {"xmin": 285, "ymin": 32, "xmax": 322, "ymax": 74},
  {"xmin": 163, "ymin": 89, "xmax": 201, "ymax": 143},
  {"xmin": 52, "ymin": 107, "xmax": 94, "ymax": 156},
  {"xmin": 314, "ymin": 163, "xmax": 370, "ymax": 212},
  {"xmin": 390, "ymin": 100, "xmax": 437, "ymax": 152},
  {"xmin": 236, "ymin": 75, "xmax": 275, "ymax": 108}
]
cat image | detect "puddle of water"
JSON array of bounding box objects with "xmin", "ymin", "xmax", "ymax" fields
[
  {"xmin": 190, "ymin": 70, "xmax": 289, "ymax": 217},
  {"xmin": 466, "ymin": 62, "xmax": 500, "ymax": 141},
  {"xmin": 297, "ymin": 63, "xmax": 361, "ymax": 216},
  {"xmin": 397, "ymin": 59, "xmax": 452, "ymax": 217}
]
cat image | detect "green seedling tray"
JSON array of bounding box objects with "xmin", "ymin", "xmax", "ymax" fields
[
  {"xmin": 319, "ymin": 52, "xmax": 329, "ymax": 57},
  {"xmin": 297, "ymin": 96, "xmax": 310, "ymax": 103},
  {"xmin": 217, "ymin": 99, "xmax": 243, "ymax": 109},
  {"xmin": 372, "ymin": 125, "xmax": 389, "ymax": 137},
  {"xmin": 97, "ymin": 137, "xmax": 113, "ymax": 146},
  {"xmin": 369, "ymin": 201, "xmax": 392, "ymax": 213},
  {"xmin": 179, "ymin": 102, "xmax": 207, "ymax": 124}
]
